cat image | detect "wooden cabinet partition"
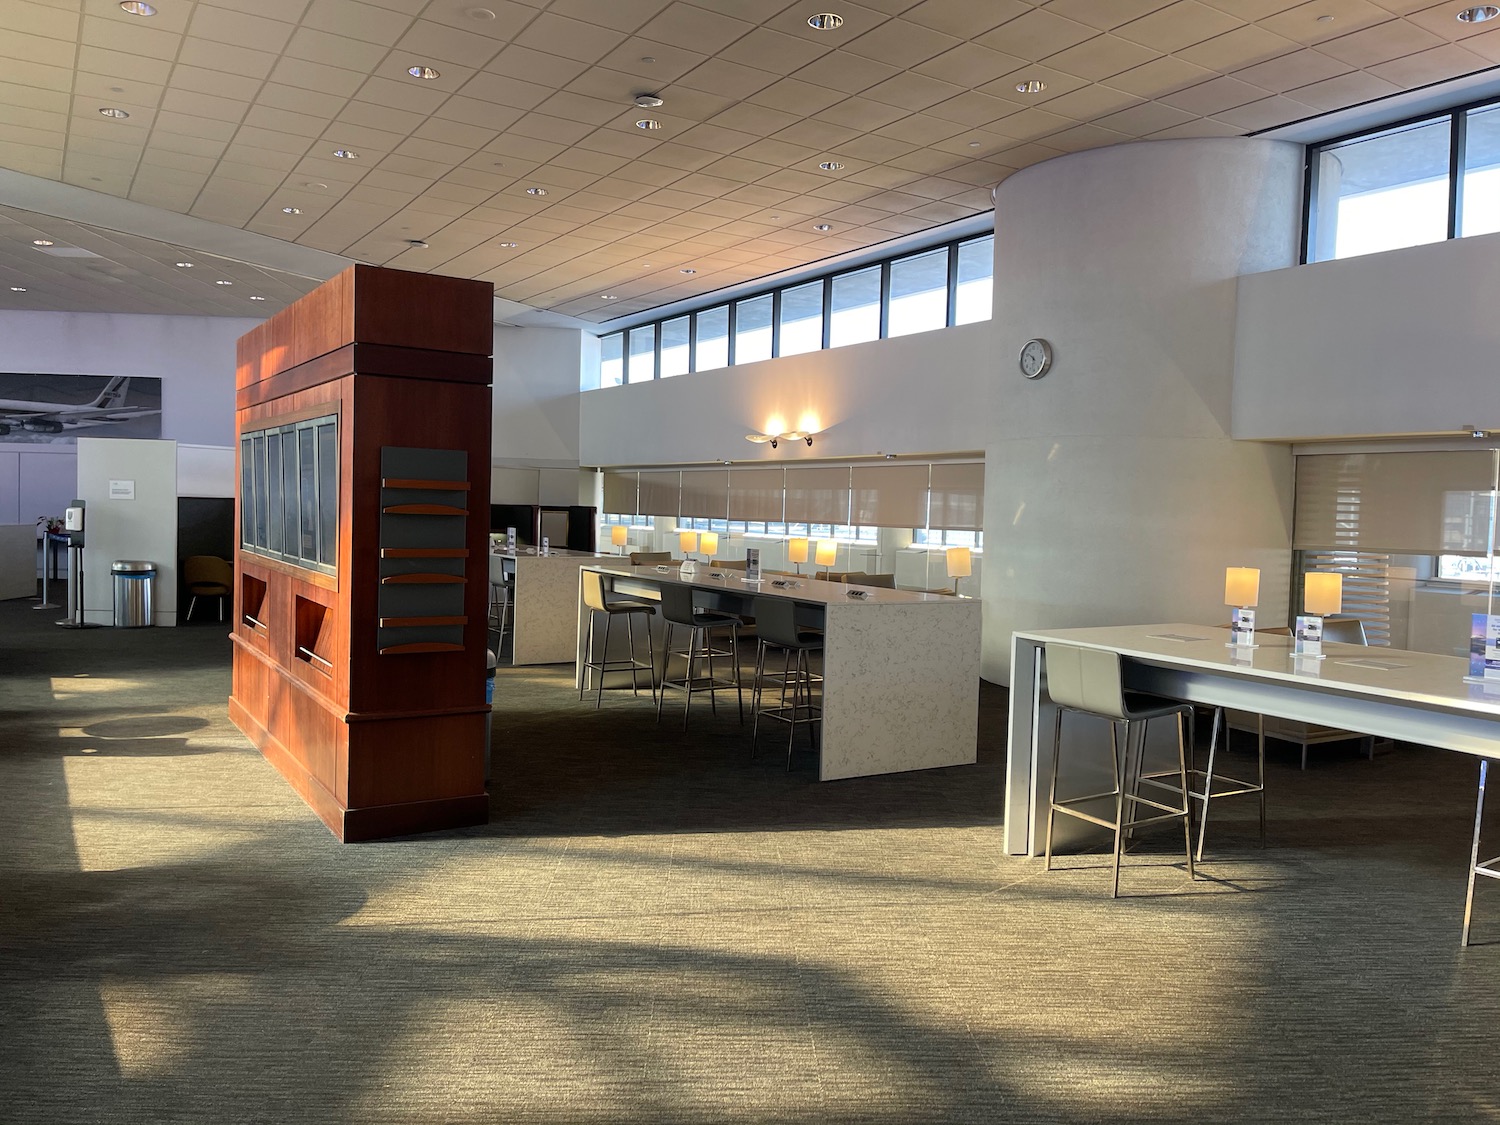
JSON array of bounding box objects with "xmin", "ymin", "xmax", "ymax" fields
[{"xmin": 230, "ymin": 265, "xmax": 494, "ymax": 841}]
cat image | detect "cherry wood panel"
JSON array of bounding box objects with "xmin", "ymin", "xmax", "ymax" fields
[{"xmin": 231, "ymin": 264, "xmax": 493, "ymax": 843}]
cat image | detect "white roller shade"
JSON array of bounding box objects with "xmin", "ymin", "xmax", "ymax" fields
[
  {"xmin": 1293, "ymin": 451, "xmax": 1498, "ymax": 553},
  {"xmin": 928, "ymin": 463, "xmax": 984, "ymax": 531},
  {"xmin": 637, "ymin": 471, "xmax": 681, "ymax": 517},
  {"xmin": 680, "ymin": 469, "xmax": 729, "ymax": 519},
  {"xmin": 785, "ymin": 466, "xmax": 851, "ymax": 525},
  {"xmin": 729, "ymin": 467, "xmax": 784, "ymax": 522},
  {"xmin": 602, "ymin": 470, "xmax": 637, "ymax": 515},
  {"xmin": 851, "ymin": 464, "xmax": 929, "ymax": 528}
]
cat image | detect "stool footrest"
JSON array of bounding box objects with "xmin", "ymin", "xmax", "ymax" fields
[{"xmin": 1476, "ymin": 856, "xmax": 1500, "ymax": 880}]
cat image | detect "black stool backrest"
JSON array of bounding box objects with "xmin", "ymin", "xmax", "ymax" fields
[
  {"xmin": 659, "ymin": 584, "xmax": 700, "ymax": 627},
  {"xmin": 753, "ymin": 597, "xmax": 801, "ymax": 647}
]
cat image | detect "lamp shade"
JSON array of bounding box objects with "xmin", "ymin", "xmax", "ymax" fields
[
  {"xmin": 610, "ymin": 525, "xmax": 628, "ymax": 547},
  {"xmin": 699, "ymin": 531, "xmax": 718, "ymax": 557},
  {"xmin": 815, "ymin": 539, "xmax": 837, "ymax": 567},
  {"xmin": 678, "ymin": 530, "xmax": 698, "ymax": 554},
  {"xmin": 946, "ymin": 546, "xmax": 972, "ymax": 579},
  {"xmin": 1304, "ymin": 571, "xmax": 1343, "ymax": 616},
  {"xmin": 1224, "ymin": 566, "xmax": 1260, "ymax": 607},
  {"xmin": 787, "ymin": 537, "xmax": 809, "ymax": 564}
]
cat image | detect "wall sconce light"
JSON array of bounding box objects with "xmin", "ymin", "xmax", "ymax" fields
[
  {"xmin": 946, "ymin": 546, "xmax": 971, "ymax": 596},
  {"xmin": 745, "ymin": 430, "xmax": 814, "ymax": 449}
]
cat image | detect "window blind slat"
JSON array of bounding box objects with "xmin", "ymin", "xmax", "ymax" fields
[
  {"xmin": 851, "ymin": 464, "xmax": 929, "ymax": 527},
  {"xmin": 785, "ymin": 466, "xmax": 851, "ymax": 525},
  {"xmin": 679, "ymin": 469, "xmax": 729, "ymax": 519},
  {"xmin": 637, "ymin": 471, "xmax": 681, "ymax": 517},
  {"xmin": 602, "ymin": 470, "xmax": 637, "ymax": 516},
  {"xmin": 728, "ymin": 467, "xmax": 784, "ymax": 522},
  {"xmin": 928, "ymin": 463, "xmax": 984, "ymax": 531}
]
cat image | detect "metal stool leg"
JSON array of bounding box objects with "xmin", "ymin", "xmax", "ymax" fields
[
  {"xmin": 655, "ymin": 622, "xmax": 674, "ymax": 724},
  {"xmin": 1463, "ymin": 758, "xmax": 1490, "ymax": 948},
  {"xmin": 1257, "ymin": 713, "xmax": 1267, "ymax": 848},
  {"xmin": 1044, "ymin": 705, "xmax": 1063, "ymax": 872},
  {"xmin": 1178, "ymin": 710, "xmax": 1195, "ymax": 882},
  {"xmin": 1110, "ymin": 720, "xmax": 1126, "ymax": 900},
  {"xmin": 1195, "ymin": 707, "xmax": 1220, "ymax": 862},
  {"xmin": 594, "ymin": 612, "xmax": 612, "ymax": 709},
  {"xmin": 580, "ymin": 610, "xmax": 594, "ymax": 701}
]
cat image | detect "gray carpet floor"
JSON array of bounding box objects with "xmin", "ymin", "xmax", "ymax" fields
[{"xmin": 2, "ymin": 592, "xmax": 1499, "ymax": 1124}]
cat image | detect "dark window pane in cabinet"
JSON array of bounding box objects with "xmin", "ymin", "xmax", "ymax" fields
[
  {"xmin": 250, "ymin": 434, "xmax": 267, "ymax": 550},
  {"xmin": 239, "ymin": 437, "xmax": 253, "ymax": 546},
  {"xmin": 266, "ymin": 430, "xmax": 284, "ymax": 555},
  {"xmin": 281, "ymin": 426, "xmax": 298, "ymax": 560},
  {"xmin": 299, "ymin": 426, "xmax": 317, "ymax": 562},
  {"xmin": 317, "ymin": 422, "xmax": 337, "ymax": 566}
]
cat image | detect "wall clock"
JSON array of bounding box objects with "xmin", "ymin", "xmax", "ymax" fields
[{"xmin": 1019, "ymin": 339, "xmax": 1052, "ymax": 380}]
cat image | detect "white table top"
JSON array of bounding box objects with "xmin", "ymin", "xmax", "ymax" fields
[
  {"xmin": 1015, "ymin": 623, "xmax": 1500, "ymax": 719},
  {"xmin": 585, "ymin": 562, "xmax": 966, "ymax": 609},
  {"xmin": 492, "ymin": 546, "xmax": 607, "ymax": 560}
]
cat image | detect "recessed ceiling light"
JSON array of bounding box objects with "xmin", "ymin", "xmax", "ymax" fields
[
  {"xmin": 32, "ymin": 239, "xmax": 53, "ymax": 246},
  {"xmin": 249, "ymin": 295, "xmax": 267, "ymax": 301},
  {"xmin": 109, "ymin": 86, "xmax": 124, "ymax": 93},
  {"xmin": 808, "ymin": 13, "xmax": 843, "ymax": 30},
  {"xmin": 282, "ymin": 206, "xmax": 302, "ymax": 214},
  {"xmin": 680, "ymin": 268, "xmax": 696, "ymax": 274},
  {"xmin": 332, "ymin": 149, "xmax": 358, "ymax": 158},
  {"xmin": 1016, "ymin": 79, "xmax": 1046, "ymax": 94},
  {"xmin": 1459, "ymin": 4, "xmax": 1499, "ymax": 21},
  {"xmin": 633, "ymin": 93, "xmax": 664, "ymax": 108},
  {"xmin": 636, "ymin": 119, "xmax": 662, "ymax": 130},
  {"xmin": 818, "ymin": 160, "xmax": 844, "ymax": 171},
  {"xmin": 303, "ymin": 181, "xmax": 328, "ymax": 189},
  {"xmin": 814, "ymin": 223, "xmax": 832, "ymax": 232},
  {"xmin": 99, "ymin": 107, "xmax": 130, "ymax": 118},
  {"xmin": 175, "ymin": 262, "xmax": 193, "ymax": 267},
  {"xmin": 967, "ymin": 140, "xmax": 982, "ymax": 148},
  {"xmin": 498, "ymin": 241, "xmax": 518, "ymax": 248},
  {"xmin": 600, "ymin": 294, "xmax": 618, "ymax": 300},
  {"xmin": 526, "ymin": 186, "xmax": 548, "ymax": 196},
  {"xmin": 215, "ymin": 280, "xmax": 233, "ymax": 285},
  {"xmin": 407, "ymin": 239, "xmax": 429, "ymax": 248},
  {"xmin": 640, "ymin": 56, "xmax": 656, "ymax": 64},
  {"xmin": 466, "ymin": 6, "xmax": 496, "ymax": 18},
  {"xmin": 9, "ymin": 286, "xmax": 27, "ymax": 292},
  {"xmin": 119, "ymin": 1, "xmax": 155, "ymax": 13},
  {"xmin": 408, "ymin": 65, "xmax": 441, "ymax": 80},
  {"xmin": 1315, "ymin": 13, "xmax": 1334, "ymax": 21}
]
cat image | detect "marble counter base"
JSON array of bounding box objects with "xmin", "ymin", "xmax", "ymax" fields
[{"xmin": 510, "ymin": 555, "xmax": 600, "ymax": 665}]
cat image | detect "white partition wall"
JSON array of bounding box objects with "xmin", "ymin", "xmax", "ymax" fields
[
  {"xmin": 983, "ymin": 138, "xmax": 1304, "ymax": 681},
  {"xmin": 76, "ymin": 437, "xmax": 178, "ymax": 626}
]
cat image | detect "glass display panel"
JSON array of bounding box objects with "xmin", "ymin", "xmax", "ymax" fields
[
  {"xmin": 317, "ymin": 422, "xmax": 337, "ymax": 566},
  {"xmin": 734, "ymin": 294, "xmax": 773, "ymax": 364},
  {"xmin": 695, "ymin": 306, "xmax": 729, "ymax": 371},
  {"xmin": 1463, "ymin": 104, "xmax": 1500, "ymax": 238},
  {"xmin": 627, "ymin": 325, "xmax": 656, "ymax": 383},
  {"xmin": 599, "ymin": 332, "xmax": 624, "ymax": 388},
  {"xmin": 239, "ymin": 437, "xmax": 253, "ymax": 545},
  {"xmin": 251, "ymin": 434, "xmax": 267, "ymax": 550},
  {"xmin": 298, "ymin": 426, "xmax": 317, "ymax": 560},
  {"xmin": 660, "ymin": 316, "xmax": 690, "ymax": 377},
  {"xmin": 281, "ymin": 429, "xmax": 299, "ymax": 558},
  {"xmin": 1311, "ymin": 118, "xmax": 1451, "ymax": 262},
  {"xmin": 266, "ymin": 430, "xmax": 284, "ymax": 555},
  {"xmin": 829, "ymin": 265, "xmax": 881, "ymax": 348},
  {"xmin": 954, "ymin": 236, "xmax": 993, "ymax": 325},
  {"xmin": 779, "ymin": 280, "xmax": 824, "ymax": 356},
  {"xmin": 888, "ymin": 247, "xmax": 949, "ymax": 337}
]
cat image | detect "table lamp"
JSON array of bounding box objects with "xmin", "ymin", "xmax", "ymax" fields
[
  {"xmin": 1295, "ymin": 571, "xmax": 1343, "ymax": 658},
  {"xmin": 699, "ymin": 530, "xmax": 718, "ymax": 565},
  {"xmin": 611, "ymin": 525, "xmax": 628, "ymax": 555},
  {"xmin": 946, "ymin": 546, "xmax": 972, "ymax": 596},
  {"xmin": 678, "ymin": 530, "xmax": 698, "ymax": 558},
  {"xmin": 1224, "ymin": 566, "xmax": 1260, "ymax": 647},
  {"xmin": 788, "ymin": 537, "xmax": 809, "ymax": 574},
  {"xmin": 815, "ymin": 539, "xmax": 837, "ymax": 578}
]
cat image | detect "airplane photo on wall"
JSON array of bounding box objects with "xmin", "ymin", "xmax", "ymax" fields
[{"xmin": 0, "ymin": 372, "xmax": 162, "ymax": 444}]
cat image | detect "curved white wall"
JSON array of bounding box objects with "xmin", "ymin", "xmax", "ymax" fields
[{"xmin": 982, "ymin": 138, "xmax": 1304, "ymax": 680}]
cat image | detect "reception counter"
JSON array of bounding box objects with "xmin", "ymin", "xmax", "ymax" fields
[
  {"xmin": 579, "ymin": 564, "xmax": 982, "ymax": 781},
  {"xmin": 490, "ymin": 546, "xmax": 610, "ymax": 665}
]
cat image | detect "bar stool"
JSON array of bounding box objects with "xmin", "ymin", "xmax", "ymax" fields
[
  {"xmin": 488, "ymin": 555, "xmax": 515, "ymax": 651},
  {"xmin": 1180, "ymin": 708, "xmax": 1266, "ymax": 862},
  {"xmin": 656, "ymin": 584, "xmax": 742, "ymax": 729},
  {"xmin": 750, "ymin": 596, "xmax": 823, "ymax": 769},
  {"xmin": 1463, "ymin": 757, "xmax": 1500, "ymax": 948},
  {"xmin": 1043, "ymin": 641, "xmax": 1197, "ymax": 898},
  {"xmin": 579, "ymin": 570, "xmax": 657, "ymax": 709}
]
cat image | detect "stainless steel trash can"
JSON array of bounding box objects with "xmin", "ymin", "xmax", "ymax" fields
[{"xmin": 111, "ymin": 560, "xmax": 156, "ymax": 627}]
